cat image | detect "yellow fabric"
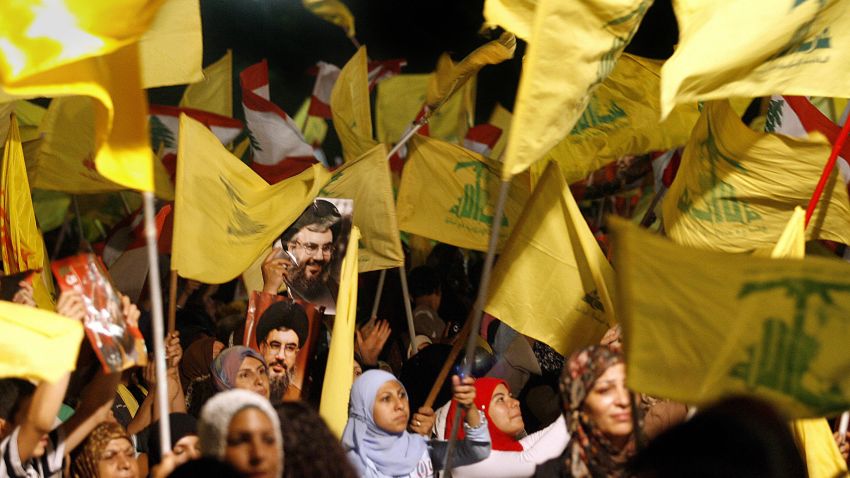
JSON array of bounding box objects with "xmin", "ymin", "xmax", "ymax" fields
[
  {"xmin": 483, "ymin": 0, "xmax": 536, "ymax": 41},
  {"xmin": 791, "ymin": 419, "xmax": 849, "ymax": 478},
  {"xmin": 485, "ymin": 161, "xmax": 616, "ymax": 356},
  {"xmin": 180, "ymin": 50, "xmax": 233, "ymax": 118},
  {"xmin": 660, "ymin": 0, "xmax": 850, "ymax": 119},
  {"xmin": 0, "ymin": 2, "xmax": 164, "ymax": 192},
  {"xmin": 319, "ymin": 227, "xmax": 360, "ymax": 438},
  {"xmin": 0, "ymin": 300, "xmax": 84, "ymax": 383},
  {"xmin": 318, "ymin": 144, "xmax": 403, "ymax": 272},
  {"xmin": 488, "ymin": 103, "xmax": 512, "ymax": 160},
  {"xmin": 173, "ymin": 114, "xmax": 331, "ymax": 283},
  {"xmin": 293, "ymin": 97, "xmax": 328, "ymax": 146},
  {"xmin": 426, "ymin": 33, "xmax": 516, "ymax": 113},
  {"xmin": 545, "ymin": 54, "xmax": 700, "ymax": 184},
  {"xmin": 116, "ymin": 384, "xmax": 142, "ymax": 417},
  {"xmin": 397, "ymin": 135, "xmax": 531, "ymax": 252},
  {"xmin": 302, "ymin": 0, "xmax": 356, "ymax": 39},
  {"xmin": 30, "ymin": 96, "xmax": 174, "ymax": 199},
  {"xmin": 376, "ymin": 74, "xmax": 475, "ymax": 145},
  {"xmin": 661, "ymin": 100, "xmax": 850, "ymax": 253},
  {"xmin": 500, "ymin": 0, "xmax": 651, "ymax": 180},
  {"xmin": 138, "ymin": 0, "xmax": 203, "ymax": 88},
  {"xmin": 1, "ymin": 116, "xmax": 54, "ymax": 309},
  {"xmin": 13, "ymin": 101, "xmax": 46, "ymax": 143},
  {"xmin": 611, "ymin": 217, "xmax": 850, "ymax": 418},
  {"xmin": 331, "ymin": 48, "xmax": 377, "ymax": 163}
]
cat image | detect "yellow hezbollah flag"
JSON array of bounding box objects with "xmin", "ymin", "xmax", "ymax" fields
[
  {"xmin": 138, "ymin": 0, "xmax": 203, "ymax": 88},
  {"xmin": 14, "ymin": 100, "xmax": 46, "ymax": 143},
  {"xmin": 180, "ymin": 50, "xmax": 234, "ymax": 118},
  {"xmin": 0, "ymin": 2, "xmax": 163, "ymax": 192},
  {"xmin": 302, "ymin": 0, "xmax": 357, "ymax": 40},
  {"xmin": 1, "ymin": 116, "xmax": 54, "ymax": 309},
  {"xmin": 611, "ymin": 217, "xmax": 850, "ymax": 418},
  {"xmin": 485, "ymin": 161, "xmax": 616, "ymax": 356},
  {"xmin": 318, "ymin": 144, "xmax": 404, "ymax": 272},
  {"xmin": 376, "ymin": 74, "xmax": 474, "ymax": 145},
  {"xmin": 426, "ymin": 33, "xmax": 516, "ymax": 113},
  {"xmin": 397, "ymin": 135, "xmax": 531, "ymax": 252},
  {"xmin": 320, "ymin": 226, "xmax": 360, "ymax": 438},
  {"xmin": 0, "ymin": 300, "xmax": 84, "ymax": 383},
  {"xmin": 173, "ymin": 114, "xmax": 331, "ymax": 283},
  {"xmin": 545, "ymin": 54, "xmax": 700, "ymax": 184},
  {"xmin": 483, "ymin": 0, "xmax": 535, "ymax": 41},
  {"xmin": 753, "ymin": 207, "xmax": 807, "ymax": 258},
  {"xmin": 30, "ymin": 96, "xmax": 174, "ymax": 199},
  {"xmin": 331, "ymin": 47, "xmax": 377, "ymax": 163},
  {"xmin": 293, "ymin": 97, "xmax": 329, "ymax": 147},
  {"xmin": 660, "ymin": 0, "xmax": 850, "ymax": 119},
  {"xmin": 661, "ymin": 100, "xmax": 850, "ymax": 253},
  {"xmin": 500, "ymin": 0, "xmax": 651, "ymax": 180},
  {"xmin": 489, "ymin": 103, "xmax": 512, "ymax": 160}
]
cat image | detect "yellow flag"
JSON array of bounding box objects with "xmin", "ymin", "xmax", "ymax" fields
[
  {"xmin": 545, "ymin": 54, "xmax": 700, "ymax": 184},
  {"xmin": 791, "ymin": 419, "xmax": 849, "ymax": 478},
  {"xmin": 488, "ymin": 103, "xmax": 512, "ymax": 160},
  {"xmin": 30, "ymin": 96, "xmax": 174, "ymax": 199},
  {"xmin": 318, "ymin": 145, "xmax": 404, "ymax": 272},
  {"xmin": 173, "ymin": 114, "xmax": 331, "ymax": 283},
  {"xmin": 0, "ymin": 2, "xmax": 163, "ymax": 192},
  {"xmin": 0, "ymin": 301, "xmax": 84, "ymax": 383},
  {"xmin": 500, "ymin": 0, "xmax": 651, "ymax": 180},
  {"xmin": 611, "ymin": 217, "xmax": 850, "ymax": 418},
  {"xmin": 302, "ymin": 0, "xmax": 357, "ymax": 39},
  {"xmin": 180, "ymin": 50, "xmax": 233, "ymax": 118},
  {"xmin": 426, "ymin": 33, "xmax": 516, "ymax": 113},
  {"xmin": 14, "ymin": 101, "xmax": 46, "ymax": 143},
  {"xmin": 662, "ymin": 100, "xmax": 850, "ymax": 253},
  {"xmin": 661, "ymin": 0, "xmax": 850, "ymax": 118},
  {"xmin": 319, "ymin": 226, "xmax": 360, "ymax": 438},
  {"xmin": 483, "ymin": 0, "xmax": 535, "ymax": 41},
  {"xmin": 1, "ymin": 116, "xmax": 54, "ymax": 309},
  {"xmin": 485, "ymin": 162, "xmax": 616, "ymax": 356},
  {"xmin": 397, "ymin": 135, "xmax": 532, "ymax": 252},
  {"xmin": 376, "ymin": 74, "xmax": 475, "ymax": 145},
  {"xmin": 331, "ymin": 48, "xmax": 377, "ymax": 163},
  {"xmin": 293, "ymin": 97, "xmax": 329, "ymax": 146},
  {"xmin": 138, "ymin": 0, "xmax": 203, "ymax": 88}
]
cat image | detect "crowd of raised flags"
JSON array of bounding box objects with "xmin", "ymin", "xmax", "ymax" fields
[{"xmin": 1, "ymin": 0, "xmax": 850, "ymax": 476}]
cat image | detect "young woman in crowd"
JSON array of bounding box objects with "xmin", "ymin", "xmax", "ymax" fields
[
  {"xmin": 445, "ymin": 378, "xmax": 569, "ymax": 477},
  {"xmin": 72, "ymin": 422, "xmax": 138, "ymax": 478},
  {"xmin": 210, "ymin": 346, "xmax": 270, "ymax": 399},
  {"xmin": 197, "ymin": 389, "xmax": 282, "ymax": 478},
  {"xmin": 533, "ymin": 345, "xmax": 637, "ymax": 478},
  {"xmin": 342, "ymin": 370, "xmax": 490, "ymax": 478}
]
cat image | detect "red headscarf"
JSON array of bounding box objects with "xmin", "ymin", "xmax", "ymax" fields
[{"xmin": 444, "ymin": 377, "xmax": 524, "ymax": 452}]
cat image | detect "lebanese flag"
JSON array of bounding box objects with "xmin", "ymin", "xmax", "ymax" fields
[
  {"xmin": 463, "ymin": 124, "xmax": 502, "ymax": 157},
  {"xmin": 367, "ymin": 59, "xmax": 406, "ymax": 90},
  {"xmin": 240, "ymin": 59, "xmax": 318, "ymax": 183},
  {"xmin": 101, "ymin": 204, "xmax": 174, "ymax": 268},
  {"xmin": 769, "ymin": 95, "xmax": 850, "ymax": 196},
  {"xmin": 307, "ymin": 59, "xmax": 406, "ymax": 120},
  {"xmin": 149, "ymin": 105, "xmax": 243, "ymax": 182}
]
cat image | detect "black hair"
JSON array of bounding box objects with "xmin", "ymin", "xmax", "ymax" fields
[
  {"xmin": 408, "ymin": 265, "xmax": 441, "ymax": 299},
  {"xmin": 281, "ymin": 199, "xmax": 342, "ymax": 243},
  {"xmin": 276, "ymin": 401, "xmax": 358, "ymax": 478},
  {"xmin": 0, "ymin": 378, "xmax": 36, "ymax": 422},
  {"xmin": 169, "ymin": 457, "xmax": 241, "ymax": 478}
]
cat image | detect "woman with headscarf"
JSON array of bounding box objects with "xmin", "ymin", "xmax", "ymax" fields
[
  {"xmin": 198, "ymin": 389, "xmax": 283, "ymax": 478},
  {"xmin": 146, "ymin": 413, "xmax": 200, "ymax": 470},
  {"xmin": 342, "ymin": 370, "xmax": 491, "ymax": 478},
  {"xmin": 443, "ymin": 378, "xmax": 569, "ymax": 477},
  {"xmin": 180, "ymin": 336, "xmax": 224, "ymax": 417},
  {"xmin": 72, "ymin": 422, "xmax": 139, "ymax": 478},
  {"xmin": 533, "ymin": 345, "xmax": 638, "ymax": 478},
  {"xmin": 210, "ymin": 346, "xmax": 270, "ymax": 399}
]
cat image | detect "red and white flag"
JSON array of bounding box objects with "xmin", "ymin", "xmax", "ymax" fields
[
  {"xmin": 307, "ymin": 59, "xmax": 406, "ymax": 120},
  {"xmin": 367, "ymin": 59, "xmax": 406, "ymax": 90},
  {"xmin": 463, "ymin": 124, "xmax": 502, "ymax": 157},
  {"xmin": 149, "ymin": 105, "xmax": 243, "ymax": 181},
  {"xmin": 240, "ymin": 59, "xmax": 318, "ymax": 183}
]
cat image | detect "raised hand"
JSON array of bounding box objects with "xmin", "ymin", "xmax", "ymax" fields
[{"xmin": 355, "ymin": 318, "xmax": 391, "ymax": 366}]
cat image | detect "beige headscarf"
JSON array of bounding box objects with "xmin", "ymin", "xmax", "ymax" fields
[{"xmin": 72, "ymin": 422, "xmax": 133, "ymax": 478}]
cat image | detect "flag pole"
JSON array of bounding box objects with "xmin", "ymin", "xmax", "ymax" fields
[
  {"xmin": 386, "ymin": 120, "xmax": 426, "ymax": 160},
  {"xmin": 803, "ymin": 117, "xmax": 850, "ymax": 227},
  {"xmin": 443, "ymin": 179, "xmax": 511, "ymax": 476},
  {"xmin": 167, "ymin": 270, "xmax": 178, "ymax": 333},
  {"xmin": 142, "ymin": 190, "xmax": 171, "ymax": 455},
  {"xmin": 369, "ymin": 269, "xmax": 386, "ymax": 319},
  {"xmin": 398, "ymin": 264, "xmax": 418, "ymax": 351}
]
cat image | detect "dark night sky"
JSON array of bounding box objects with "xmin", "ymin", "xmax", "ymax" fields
[{"xmin": 150, "ymin": 0, "xmax": 679, "ymax": 129}]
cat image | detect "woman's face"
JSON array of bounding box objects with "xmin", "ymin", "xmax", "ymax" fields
[
  {"xmin": 225, "ymin": 408, "xmax": 281, "ymax": 478},
  {"xmin": 171, "ymin": 435, "xmax": 201, "ymax": 466},
  {"xmin": 582, "ymin": 363, "xmax": 632, "ymax": 446},
  {"xmin": 487, "ymin": 384, "xmax": 524, "ymax": 437},
  {"xmin": 235, "ymin": 356, "xmax": 270, "ymax": 399},
  {"xmin": 97, "ymin": 438, "xmax": 139, "ymax": 478},
  {"xmin": 372, "ymin": 380, "xmax": 410, "ymax": 434}
]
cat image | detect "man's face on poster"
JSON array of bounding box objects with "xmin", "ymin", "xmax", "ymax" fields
[{"xmin": 286, "ymin": 227, "xmax": 334, "ymax": 295}]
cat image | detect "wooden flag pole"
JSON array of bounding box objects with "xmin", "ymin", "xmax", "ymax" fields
[
  {"xmin": 803, "ymin": 117, "xmax": 850, "ymax": 227},
  {"xmin": 167, "ymin": 270, "xmax": 178, "ymax": 333},
  {"xmin": 443, "ymin": 180, "xmax": 511, "ymax": 476},
  {"xmin": 142, "ymin": 190, "xmax": 171, "ymax": 455},
  {"xmin": 422, "ymin": 314, "xmax": 473, "ymax": 409}
]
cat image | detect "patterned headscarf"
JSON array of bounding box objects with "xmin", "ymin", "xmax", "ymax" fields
[
  {"xmin": 210, "ymin": 345, "xmax": 266, "ymax": 392},
  {"xmin": 72, "ymin": 422, "xmax": 134, "ymax": 478},
  {"xmin": 560, "ymin": 344, "xmax": 638, "ymax": 478}
]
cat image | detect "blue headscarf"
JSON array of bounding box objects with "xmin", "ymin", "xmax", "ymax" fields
[{"xmin": 342, "ymin": 370, "xmax": 429, "ymax": 476}]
